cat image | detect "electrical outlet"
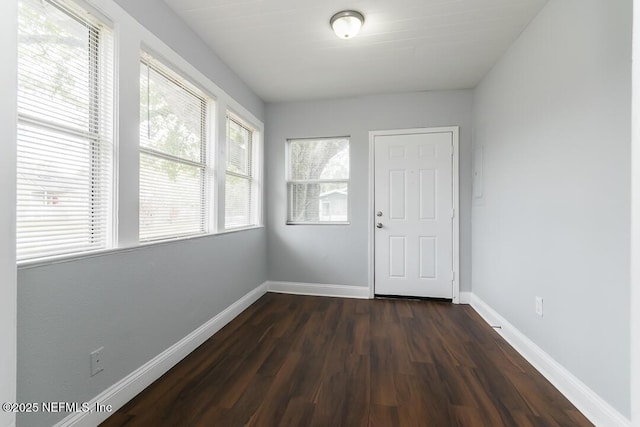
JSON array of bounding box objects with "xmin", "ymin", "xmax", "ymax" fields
[
  {"xmin": 90, "ymin": 347, "xmax": 104, "ymax": 376},
  {"xmin": 535, "ymin": 297, "xmax": 543, "ymax": 317}
]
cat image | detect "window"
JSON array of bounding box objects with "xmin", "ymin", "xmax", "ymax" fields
[
  {"xmin": 286, "ymin": 138, "xmax": 350, "ymax": 224},
  {"xmin": 16, "ymin": 0, "xmax": 114, "ymax": 261},
  {"xmin": 139, "ymin": 53, "xmax": 212, "ymax": 242},
  {"xmin": 225, "ymin": 114, "xmax": 258, "ymax": 229}
]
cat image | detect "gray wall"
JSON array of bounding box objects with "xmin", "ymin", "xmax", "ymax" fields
[
  {"xmin": 16, "ymin": 1, "xmax": 267, "ymax": 426},
  {"xmin": 0, "ymin": 2, "xmax": 17, "ymax": 427},
  {"xmin": 633, "ymin": 1, "xmax": 640, "ymax": 423},
  {"xmin": 18, "ymin": 230, "xmax": 266, "ymax": 426},
  {"xmin": 265, "ymin": 91, "xmax": 473, "ymax": 290},
  {"xmin": 472, "ymin": 0, "xmax": 631, "ymax": 417}
]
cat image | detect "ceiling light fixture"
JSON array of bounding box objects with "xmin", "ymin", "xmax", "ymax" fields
[{"xmin": 330, "ymin": 10, "xmax": 364, "ymax": 39}]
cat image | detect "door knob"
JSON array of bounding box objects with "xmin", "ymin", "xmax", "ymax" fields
[
  {"xmin": 376, "ymin": 223, "xmax": 383, "ymax": 229},
  {"xmin": 376, "ymin": 211, "xmax": 383, "ymax": 217}
]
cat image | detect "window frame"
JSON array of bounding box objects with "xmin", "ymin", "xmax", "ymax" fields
[
  {"xmin": 285, "ymin": 136, "xmax": 351, "ymax": 225},
  {"xmin": 16, "ymin": 0, "xmax": 115, "ymax": 263},
  {"xmin": 138, "ymin": 51, "xmax": 215, "ymax": 243},
  {"xmin": 15, "ymin": 0, "xmax": 265, "ymax": 268},
  {"xmin": 223, "ymin": 111, "xmax": 261, "ymax": 230}
]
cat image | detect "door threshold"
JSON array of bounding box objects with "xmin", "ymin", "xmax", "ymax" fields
[{"xmin": 374, "ymin": 294, "xmax": 453, "ymax": 303}]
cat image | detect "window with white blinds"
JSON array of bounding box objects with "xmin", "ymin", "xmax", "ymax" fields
[
  {"xmin": 139, "ymin": 53, "xmax": 211, "ymax": 242},
  {"xmin": 225, "ymin": 115, "xmax": 257, "ymax": 229},
  {"xmin": 16, "ymin": 0, "xmax": 114, "ymax": 262},
  {"xmin": 287, "ymin": 138, "xmax": 350, "ymax": 224}
]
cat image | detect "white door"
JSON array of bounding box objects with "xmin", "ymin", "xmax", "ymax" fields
[{"xmin": 374, "ymin": 129, "xmax": 456, "ymax": 298}]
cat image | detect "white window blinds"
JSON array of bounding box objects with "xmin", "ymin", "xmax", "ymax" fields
[
  {"xmin": 287, "ymin": 138, "xmax": 350, "ymax": 224},
  {"xmin": 225, "ymin": 115, "xmax": 256, "ymax": 229},
  {"xmin": 139, "ymin": 53, "xmax": 211, "ymax": 241},
  {"xmin": 16, "ymin": 0, "xmax": 114, "ymax": 261}
]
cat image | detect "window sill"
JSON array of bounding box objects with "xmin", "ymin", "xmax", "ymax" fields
[
  {"xmin": 218, "ymin": 225, "xmax": 263, "ymax": 235},
  {"xmin": 17, "ymin": 225, "xmax": 265, "ymax": 270},
  {"xmin": 286, "ymin": 221, "xmax": 350, "ymax": 226}
]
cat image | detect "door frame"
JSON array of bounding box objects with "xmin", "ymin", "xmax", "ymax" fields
[{"xmin": 368, "ymin": 127, "xmax": 460, "ymax": 303}]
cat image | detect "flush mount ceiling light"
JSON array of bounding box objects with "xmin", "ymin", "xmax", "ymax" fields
[{"xmin": 330, "ymin": 10, "xmax": 365, "ymax": 39}]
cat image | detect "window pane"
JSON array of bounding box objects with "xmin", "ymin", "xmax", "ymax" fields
[
  {"xmin": 289, "ymin": 138, "xmax": 349, "ymax": 180},
  {"xmin": 17, "ymin": 0, "xmax": 113, "ymax": 261},
  {"xmin": 288, "ymin": 182, "xmax": 348, "ymax": 223},
  {"xmin": 139, "ymin": 153, "xmax": 205, "ymax": 241},
  {"xmin": 140, "ymin": 62, "xmax": 205, "ymax": 163},
  {"xmin": 227, "ymin": 118, "xmax": 251, "ymax": 175},
  {"xmin": 225, "ymin": 115, "xmax": 257, "ymax": 229},
  {"xmin": 225, "ymin": 174, "xmax": 252, "ymax": 229},
  {"xmin": 139, "ymin": 54, "xmax": 210, "ymax": 241},
  {"xmin": 18, "ymin": 0, "xmax": 94, "ymax": 132},
  {"xmin": 17, "ymin": 123, "xmax": 108, "ymax": 259}
]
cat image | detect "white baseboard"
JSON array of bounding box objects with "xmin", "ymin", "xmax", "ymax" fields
[
  {"xmin": 267, "ymin": 281, "xmax": 370, "ymax": 299},
  {"xmin": 54, "ymin": 282, "xmax": 269, "ymax": 427},
  {"xmin": 470, "ymin": 294, "xmax": 631, "ymax": 427},
  {"xmin": 458, "ymin": 291, "xmax": 472, "ymax": 304}
]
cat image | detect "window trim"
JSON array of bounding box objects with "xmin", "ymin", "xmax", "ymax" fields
[{"xmin": 285, "ymin": 136, "xmax": 351, "ymax": 225}]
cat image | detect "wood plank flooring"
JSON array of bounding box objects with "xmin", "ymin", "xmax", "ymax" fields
[{"xmin": 100, "ymin": 293, "xmax": 592, "ymax": 427}]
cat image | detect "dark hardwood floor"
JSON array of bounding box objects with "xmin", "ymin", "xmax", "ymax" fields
[{"xmin": 100, "ymin": 293, "xmax": 592, "ymax": 427}]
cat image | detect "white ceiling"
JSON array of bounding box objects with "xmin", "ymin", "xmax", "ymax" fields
[{"xmin": 164, "ymin": 0, "xmax": 548, "ymax": 103}]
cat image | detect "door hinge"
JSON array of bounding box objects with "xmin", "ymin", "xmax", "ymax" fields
[
  {"xmin": 451, "ymin": 271, "xmax": 455, "ymax": 281},
  {"xmin": 451, "ymin": 208, "xmax": 455, "ymax": 218}
]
